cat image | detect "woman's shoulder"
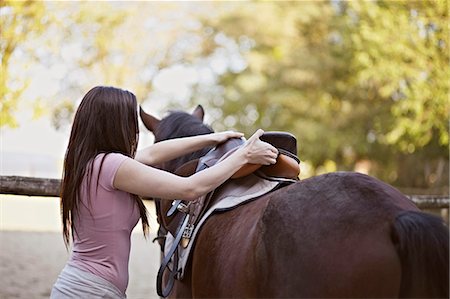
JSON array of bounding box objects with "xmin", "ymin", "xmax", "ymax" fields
[
  {"xmin": 93, "ymin": 152, "xmax": 131, "ymax": 191},
  {"xmin": 92, "ymin": 153, "xmax": 130, "ymax": 175},
  {"xmin": 94, "ymin": 152, "xmax": 129, "ymax": 163}
]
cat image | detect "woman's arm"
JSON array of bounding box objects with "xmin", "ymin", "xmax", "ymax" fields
[
  {"xmin": 135, "ymin": 131, "xmax": 244, "ymax": 166},
  {"xmin": 115, "ymin": 130, "xmax": 277, "ymax": 200}
]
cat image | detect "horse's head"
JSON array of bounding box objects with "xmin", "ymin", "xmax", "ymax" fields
[
  {"xmin": 139, "ymin": 105, "xmax": 215, "ymax": 251},
  {"xmin": 139, "ymin": 105, "xmax": 214, "ymax": 172}
]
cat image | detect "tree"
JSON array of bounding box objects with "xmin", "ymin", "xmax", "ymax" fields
[
  {"xmin": 336, "ymin": 0, "xmax": 448, "ymax": 152},
  {"xmin": 327, "ymin": 0, "xmax": 448, "ymax": 188},
  {"xmin": 1, "ymin": 0, "xmax": 46, "ymax": 127},
  {"xmin": 193, "ymin": 0, "xmax": 448, "ymax": 189},
  {"xmin": 2, "ymin": 1, "xmax": 447, "ymax": 189},
  {"xmin": 1, "ymin": 1, "xmax": 130, "ymax": 128},
  {"xmin": 1, "ymin": 1, "xmax": 218, "ymax": 129}
]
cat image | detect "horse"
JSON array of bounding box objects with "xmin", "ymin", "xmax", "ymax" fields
[{"xmin": 140, "ymin": 105, "xmax": 449, "ymax": 298}]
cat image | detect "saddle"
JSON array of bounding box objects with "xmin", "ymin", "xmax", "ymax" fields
[
  {"xmin": 156, "ymin": 132, "xmax": 300, "ymax": 297},
  {"xmin": 164, "ymin": 132, "xmax": 300, "ymax": 236},
  {"xmin": 200, "ymin": 131, "xmax": 300, "ymax": 179}
]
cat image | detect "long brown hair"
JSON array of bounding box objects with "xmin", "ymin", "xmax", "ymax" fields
[{"xmin": 61, "ymin": 86, "xmax": 149, "ymax": 247}]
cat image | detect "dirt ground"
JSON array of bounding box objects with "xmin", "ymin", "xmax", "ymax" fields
[{"xmin": 0, "ymin": 231, "xmax": 161, "ymax": 299}]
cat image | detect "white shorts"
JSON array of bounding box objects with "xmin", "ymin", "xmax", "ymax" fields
[{"xmin": 50, "ymin": 264, "xmax": 126, "ymax": 299}]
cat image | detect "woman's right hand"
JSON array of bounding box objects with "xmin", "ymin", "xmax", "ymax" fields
[{"xmin": 241, "ymin": 129, "xmax": 278, "ymax": 165}]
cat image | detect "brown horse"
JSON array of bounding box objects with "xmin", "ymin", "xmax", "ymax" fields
[{"xmin": 140, "ymin": 105, "xmax": 449, "ymax": 298}]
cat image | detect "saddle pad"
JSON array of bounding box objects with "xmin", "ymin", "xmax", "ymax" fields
[{"xmin": 163, "ymin": 173, "xmax": 280, "ymax": 279}]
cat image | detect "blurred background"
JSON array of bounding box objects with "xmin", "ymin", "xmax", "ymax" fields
[{"xmin": 0, "ymin": 1, "xmax": 448, "ymax": 298}]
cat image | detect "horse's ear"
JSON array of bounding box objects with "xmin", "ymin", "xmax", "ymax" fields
[
  {"xmin": 192, "ymin": 105, "xmax": 204, "ymax": 121},
  {"xmin": 139, "ymin": 106, "xmax": 160, "ymax": 132}
]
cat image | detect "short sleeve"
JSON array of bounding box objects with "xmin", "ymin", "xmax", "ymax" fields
[{"xmin": 96, "ymin": 153, "xmax": 129, "ymax": 191}]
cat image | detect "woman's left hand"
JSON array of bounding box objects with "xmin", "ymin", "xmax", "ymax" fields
[{"xmin": 211, "ymin": 131, "xmax": 244, "ymax": 144}]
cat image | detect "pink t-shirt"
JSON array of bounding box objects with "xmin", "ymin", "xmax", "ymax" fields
[{"xmin": 68, "ymin": 153, "xmax": 140, "ymax": 294}]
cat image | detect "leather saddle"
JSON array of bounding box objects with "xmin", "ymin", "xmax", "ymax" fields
[
  {"xmin": 164, "ymin": 131, "xmax": 300, "ymax": 237},
  {"xmin": 156, "ymin": 132, "xmax": 300, "ymax": 297},
  {"xmin": 200, "ymin": 131, "xmax": 300, "ymax": 179}
]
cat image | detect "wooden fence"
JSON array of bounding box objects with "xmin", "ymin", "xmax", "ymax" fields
[
  {"xmin": 1, "ymin": 176, "xmax": 61, "ymax": 197},
  {"xmin": 0, "ymin": 175, "xmax": 449, "ymax": 209}
]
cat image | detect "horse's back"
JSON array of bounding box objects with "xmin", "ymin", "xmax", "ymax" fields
[
  {"xmin": 189, "ymin": 172, "xmax": 447, "ymax": 298},
  {"xmin": 255, "ymin": 172, "xmax": 413, "ymax": 297}
]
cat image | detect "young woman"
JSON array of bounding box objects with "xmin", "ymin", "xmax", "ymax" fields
[{"xmin": 50, "ymin": 86, "xmax": 278, "ymax": 298}]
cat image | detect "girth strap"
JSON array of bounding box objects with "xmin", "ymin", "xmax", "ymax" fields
[{"xmin": 156, "ymin": 214, "xmax": 190, "ymax": 297}]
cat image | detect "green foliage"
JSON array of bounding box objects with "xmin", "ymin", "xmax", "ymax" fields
[
  {"xmin": 195, "ymin": 0, "xmax": 448, "ymax": 188},
  {"xmin": 1, "ymin": 1, "xmax": 447, "ymax": 189},
  {"xmin": 0, "ymin": 1, "xmax": 129, "ymax": 128},
  {"xmin": 1, "ymin": 0, "xmax": 46, "ymax": 127},
  {"xmin": 1, "ymin": 2, "xmax": 216, "ymax": 129},
  {"xmin": 340, "ymin": 0, "xmax": 449, "ymax": 151}
]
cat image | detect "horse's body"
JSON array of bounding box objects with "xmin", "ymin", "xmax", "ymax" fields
[{"xmin": 140, "ymin": 106, "xmax": 449, "ymax": 298}]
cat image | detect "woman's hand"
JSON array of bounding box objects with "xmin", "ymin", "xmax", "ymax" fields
[
  {"xmin": 210, "ymin": 131, "xmax": 245, "ymax": 144},
  {"xmin": 241, "ymin": 129, "xmax": 278, "ymax": 165}
]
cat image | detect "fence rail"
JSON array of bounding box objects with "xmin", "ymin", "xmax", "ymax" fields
[
  {"xmin": 1, "ymin": 175, "xmax": 449, "ymax": 209},
  {"xmin": 1, "ymin": 176, "xmax": 61, "ymax": 197}
]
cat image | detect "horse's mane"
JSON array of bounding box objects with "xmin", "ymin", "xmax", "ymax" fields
[{"xmin": 155, "ymin": 110, "xmax": 214, "ymax": 171}]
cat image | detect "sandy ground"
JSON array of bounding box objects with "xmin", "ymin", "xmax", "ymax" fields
[{"xmin": 0, "ymin": 231, "xmax": 161, "ymax": 299}]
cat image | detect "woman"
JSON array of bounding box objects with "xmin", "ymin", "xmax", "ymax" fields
[{"xmin": 51, "ymin": 86, "xmax": 278, "ymax": 298}]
